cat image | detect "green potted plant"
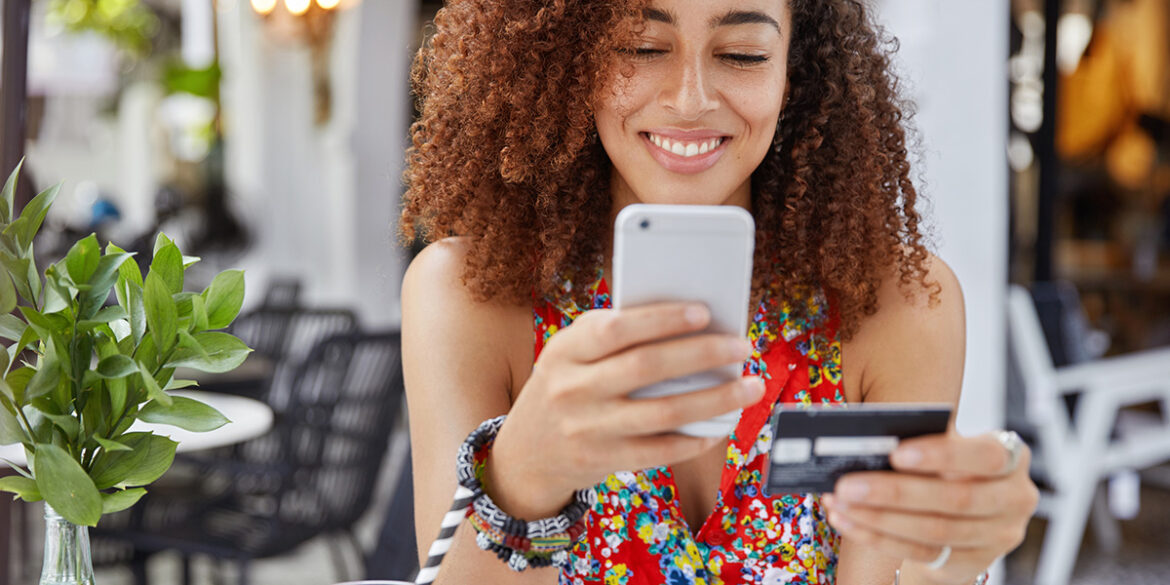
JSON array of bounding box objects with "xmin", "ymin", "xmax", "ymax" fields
[{"xmin": 0, "ymin": 162, "xmax": 251, "ymax": 584}]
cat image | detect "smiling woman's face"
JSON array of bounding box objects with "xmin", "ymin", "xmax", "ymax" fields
[{"xmin": 596, "ymin": 0, "xmax": 791, "ymax": 210}]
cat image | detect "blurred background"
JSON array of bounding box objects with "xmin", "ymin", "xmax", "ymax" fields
[{"xmin": 0, "ymin": 0, "xmax": 1168, "ymax": 584}]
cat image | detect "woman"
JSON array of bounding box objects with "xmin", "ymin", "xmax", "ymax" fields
[{"xmin": 400, "ymin": 1, "xmax": 1039, "ymax": 584}]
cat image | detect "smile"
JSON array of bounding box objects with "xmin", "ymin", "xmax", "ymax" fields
[
  {"xmin": 645, "ymin": 132, "xmax": 725, "ymax": 157},
  {"xmin": 640, "ymin": 131, "xmax": 730, "ymax": 174}
]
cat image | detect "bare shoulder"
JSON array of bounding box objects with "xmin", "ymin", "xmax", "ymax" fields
[
  {"xmin": 401, "ymin": 237, "xmax": 532, "ymax": 399},
  {"xmin": 844, "ymin": 251, "xmax": 966, "ymax": 404}
]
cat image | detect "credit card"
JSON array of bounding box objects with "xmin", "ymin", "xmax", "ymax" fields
[{"xmin": 763, "ymin": 404, "xmax": 952, "ymax": 495}]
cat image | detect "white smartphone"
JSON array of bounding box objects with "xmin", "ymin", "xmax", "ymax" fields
[{"xmin": 612, "ymin": 204, "xmax": 756, "ymax": 437}]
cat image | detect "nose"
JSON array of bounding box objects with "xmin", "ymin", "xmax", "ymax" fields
[{"xmin": 658, "ymin": 55, "xmax": 719, "ymax": 121}]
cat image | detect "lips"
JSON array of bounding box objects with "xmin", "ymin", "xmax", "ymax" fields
[{"xmin": 640, "ymin": 130, "xmax": 730, "ymax": 174}]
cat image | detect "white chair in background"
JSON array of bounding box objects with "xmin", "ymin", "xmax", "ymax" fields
[{"xmin": 1006, "ymin": 284, "xmax": 1170, "ymax": 585}]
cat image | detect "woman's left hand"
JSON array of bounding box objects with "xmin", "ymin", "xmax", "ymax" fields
[{"xmin": 822, "ymin": 432, "xmax": 1040, "ymax": 585}]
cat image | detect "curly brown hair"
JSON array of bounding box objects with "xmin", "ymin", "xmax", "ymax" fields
[{"xmin": 401, "ymin": 0, "xmax": 939, "ymax": 340}]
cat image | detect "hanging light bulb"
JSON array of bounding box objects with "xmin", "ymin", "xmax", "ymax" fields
[
  {"xmin": 285, "ymin": 0, "xmax": 311, "ymax": 15},
  {"xmin": 251, "ymin": 0, "xmax": 277, "ymax": 14},
  {"xmin": 317, "ymin": 0, "xmax": 341, "ymax": 9}
]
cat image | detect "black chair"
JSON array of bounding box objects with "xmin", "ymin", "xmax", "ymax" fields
[
  {"xmin": 210, "ymin": 307, "xmax": 358, "ymax": 404},
  {"xmin": 94, "ymin": 332, "xmax": 406, "ymax": 585}
]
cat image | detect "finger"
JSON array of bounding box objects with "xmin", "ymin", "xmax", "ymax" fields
[
  {"xmin": 602, "ymin": 376, "xmax": 765, "ymax": 436},
  {"xmin": 562, "ymin": 303, "xmax": 712, "ymax": 362},
  {"xmin": 615, "ymin": 432, "xmax": 726, "ymax": 472},
  {"xmin": 891, "ymin": 432, "xmax": 1032, "ymax": 479},
  {"xmin": 591, "ymin": 332, "xmax": 752, "ymax": 397},
  {"xmin": 832, "ymin": 472, "xmax": 1013, "ymax": 518},
  {"xmin": 827, "ymin": 511, "xmax": 987, "ymax": 578},
  {"xmin": 822, "ymin": 496, "xmax": 1010, "ymax": 548}
]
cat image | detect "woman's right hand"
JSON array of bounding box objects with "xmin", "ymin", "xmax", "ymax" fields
[{"xmin": 486, "ymin": 302, "xmax": 763, "ymax": 519}]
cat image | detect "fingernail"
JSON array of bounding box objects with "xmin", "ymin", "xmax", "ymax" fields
[
  {"xmin": 729, "ymin": 338, "xmax": 753, "ymax": 359},
  {"xmin": 739, "ymin": 377, "xmax": 765, "ymax": 401},
  {"xmin": 829, "ymin": 512, "xmax": 852, "ymax": 531},
  {"xmin": 892, "ymin": 447, "xmax": 923, "ymax": 468},
  {"xmin": 837, "ymin": 480, "xmax": 869, "ymax": 501},
  {"xmin": 686, "ymin": 304, "xmax": 709, "ymax": 325}
]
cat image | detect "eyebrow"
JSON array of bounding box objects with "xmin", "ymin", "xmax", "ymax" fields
[{"xmin": 641, "ymin": 7, "xmax": 782, "ymax": 35}]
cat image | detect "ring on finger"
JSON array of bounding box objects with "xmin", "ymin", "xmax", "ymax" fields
[
  {"xmin": 925, "ymin": 544, "xmax": 951, "ymax": 570},
  {"xmin": 994, "ymin": 430, "xmax": 1024, "ymax": 475}
]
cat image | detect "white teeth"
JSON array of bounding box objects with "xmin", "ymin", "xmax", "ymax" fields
[{"xmin": 647, "ymin": 133, "xmax": 724, "ymax": 157}]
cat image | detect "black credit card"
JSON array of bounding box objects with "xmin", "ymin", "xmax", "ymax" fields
[{"xmin": 763, "ymin": 404, "xmax": 952, "ymax": 495}]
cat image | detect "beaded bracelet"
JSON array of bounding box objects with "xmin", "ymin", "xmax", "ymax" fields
[{"xmin": 453, "ymin": 415, "xmax": 595, "ymax": 572}]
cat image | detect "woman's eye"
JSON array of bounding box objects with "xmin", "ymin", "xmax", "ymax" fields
[
  {"xmin": 629, "ymin": 47, "xmax": 666, "ymax": 61},
  {"xmin": 720, "ymin": 54, "xmax": 770, "ymax": 66}
]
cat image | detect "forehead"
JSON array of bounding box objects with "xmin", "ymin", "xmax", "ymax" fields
[{"xmin": 639, "ymin": 0, "xmax": 788, "ymax": 34}]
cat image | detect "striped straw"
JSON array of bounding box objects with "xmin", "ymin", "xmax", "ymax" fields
[{"xmin": 415, "ymin": 484, "xmax": 477, "ymax": 584}]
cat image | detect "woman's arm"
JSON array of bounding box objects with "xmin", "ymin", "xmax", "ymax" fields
[
  {"xmin": 829, "ymin": 253, "xmax": 1037, "ymax": 585},
  {"xmin": 832, "ymin": 252, "xmax": 966, "ymax": 585},
  {"xmin": 402, "ymin": 238, "xmax": 557, "ymax": 584}
]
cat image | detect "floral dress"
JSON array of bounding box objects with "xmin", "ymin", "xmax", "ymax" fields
[{"xmin": 534, "ymin": 277, "xmax": 847, "ymax": 585}]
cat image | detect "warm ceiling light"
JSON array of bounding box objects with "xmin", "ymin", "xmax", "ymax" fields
[
  {"xmin": 317, "ymin": 0, "xmax": 341, "ymax": 9},
  {"xmin": 251, "ymin": 0, "xmax": 277, "ymax": 14},
  {"xmin": 285, "ymin": 0, "xmax": 311, "ymax": 15}
]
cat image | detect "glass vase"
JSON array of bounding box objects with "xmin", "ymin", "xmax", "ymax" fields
[{"xmin": 39, "ymin": 504, "xmax": 96, "ymax": 585}]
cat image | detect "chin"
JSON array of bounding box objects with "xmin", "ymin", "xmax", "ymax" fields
[{"xmin": 628, "ymin": 176, "xmax": 747, "ymax": 207}]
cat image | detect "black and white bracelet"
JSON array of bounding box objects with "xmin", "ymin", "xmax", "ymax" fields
[{"xmin": 414, "ymin": 415, "xmax": 593, "ymax": 584}]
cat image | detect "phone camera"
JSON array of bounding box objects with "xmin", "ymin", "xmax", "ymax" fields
[{"xmin": 639, "ymin": 219, "xmax": 650, "ymax": 230}]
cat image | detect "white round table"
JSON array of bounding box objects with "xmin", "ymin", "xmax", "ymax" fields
[{"xmin": 0, "ymin": 390, "xmax": 274, "ymax": 469}]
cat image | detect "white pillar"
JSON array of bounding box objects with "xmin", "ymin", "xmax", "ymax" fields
[
  {"xmin": 217, "ymin": 0, "xmax": 413, "ymax": 327},
  {"xmin": 871, "ymin": 1, "xmax": 1010, "ymax": 582}
]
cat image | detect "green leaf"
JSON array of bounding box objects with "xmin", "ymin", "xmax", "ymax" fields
[
  {"xmin": 201, "ymin": 270, "xmax": 245, "ymax": 329},
  {"xmin": 0, "ymin": 254, "xmax": 33, "ymax": 303},
  {"xmin": 64, "ymin": 234, "xmax": 101, "ymax": 285},
  {"xmin": 34, "ymin": 443, "xmax": 102, "ymax": 526},
  {"xmin": 4, "ymin": 183, "xmax": 61, "ymax": 253},
  {"xmin": 182, "ymin": 255, "xmax": 200, "ymax": 268},
  {"xmin": 5, "ymin": 367, "xmax": 34, "ymax": 405},
  {"xmin": 0, "ymin": 313, "xmax": 27, "ymax": 342},
  {"xmin": 94, "ymin": 436, "xmax": 132, "ymax": 452},
  {"xmin": 189, "ymin": 294, "xmax": 209, "ymax": 332},
  {"xmin": 143, "ymin": 272, "xmax": 177, "ymax": 355},
  {"xmin": 100, "ymin": 487, "xmax": 146, "ymax": 514},
  {"xmin": 24, "ymin": 359, "xmax": 61, "ymax": 401},
  {"xmin": 0, "ymin": 395, "xmax": 25, "ymax": 445},
  {"xmin": 164, "ymin": 378, "xmax": 197, "ymax": 391},
  {"xmin": 0, "ymin": 269, "xmax": 14, "ymax": 315},
  {"xmin": 139, "ymin": 395, "xmax": 229, "ymax": 432},
  {"xmin": 1, "ymin": 159, "xmax": 22, "ymax": 224},
  {"xmin": 90, "ymin": 432, "xmax": 177, "ymax": 490},
  {"xmin": 164, "ymin": 332, "xmax": 251, "ymax": 373},
  {"xmin": 77, "ymin": 252, "xmax": 131, "ymax": 319},
  {"xmin": 0, "ymin": 475, "xmax": 42, "ymax": 502},
  {"xmin": 78, "ymin": 306, "xmax": 128, "ymax": 330},
  {"xmin": 39, "ymin": 276, "xmax": 71, "ymax": 314},
  {"xmin": 136, "ymin": 362, "xmax": 170, "ymax": 407},
  {"xmin": 95, "ymin": 355, "xmax": 137, "ymax": 379},
  {"xmin": 117, "ymin": 279, "xmax": 145, "ymax": 344},
  {"xmin": 108, "ymin": 244, "xmax": 143, "ymax": 288},
  {"xmin": 41, "ymin": 413, "xmax": 79, "ymax": 440},
  {"xmin": 149, "ymin": 239, "xmax": 183, "ymax": 295},
  {"xmin": 107, "ymin": 377, "xmax": 127, "ymax": 416}
]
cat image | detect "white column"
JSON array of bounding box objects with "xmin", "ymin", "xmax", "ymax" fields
[
  {"xmin": 217, "ymin": 0, "xmax": 413, "ymax": 327},
  {"xmin": 871, "ymin": 1, "xmax": 1010, "ymax": 582}
]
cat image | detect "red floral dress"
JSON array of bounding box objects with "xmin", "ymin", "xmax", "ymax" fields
[{"xmin": 534, "ymin": 277, "xmax": 846, "ymax": 585}]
